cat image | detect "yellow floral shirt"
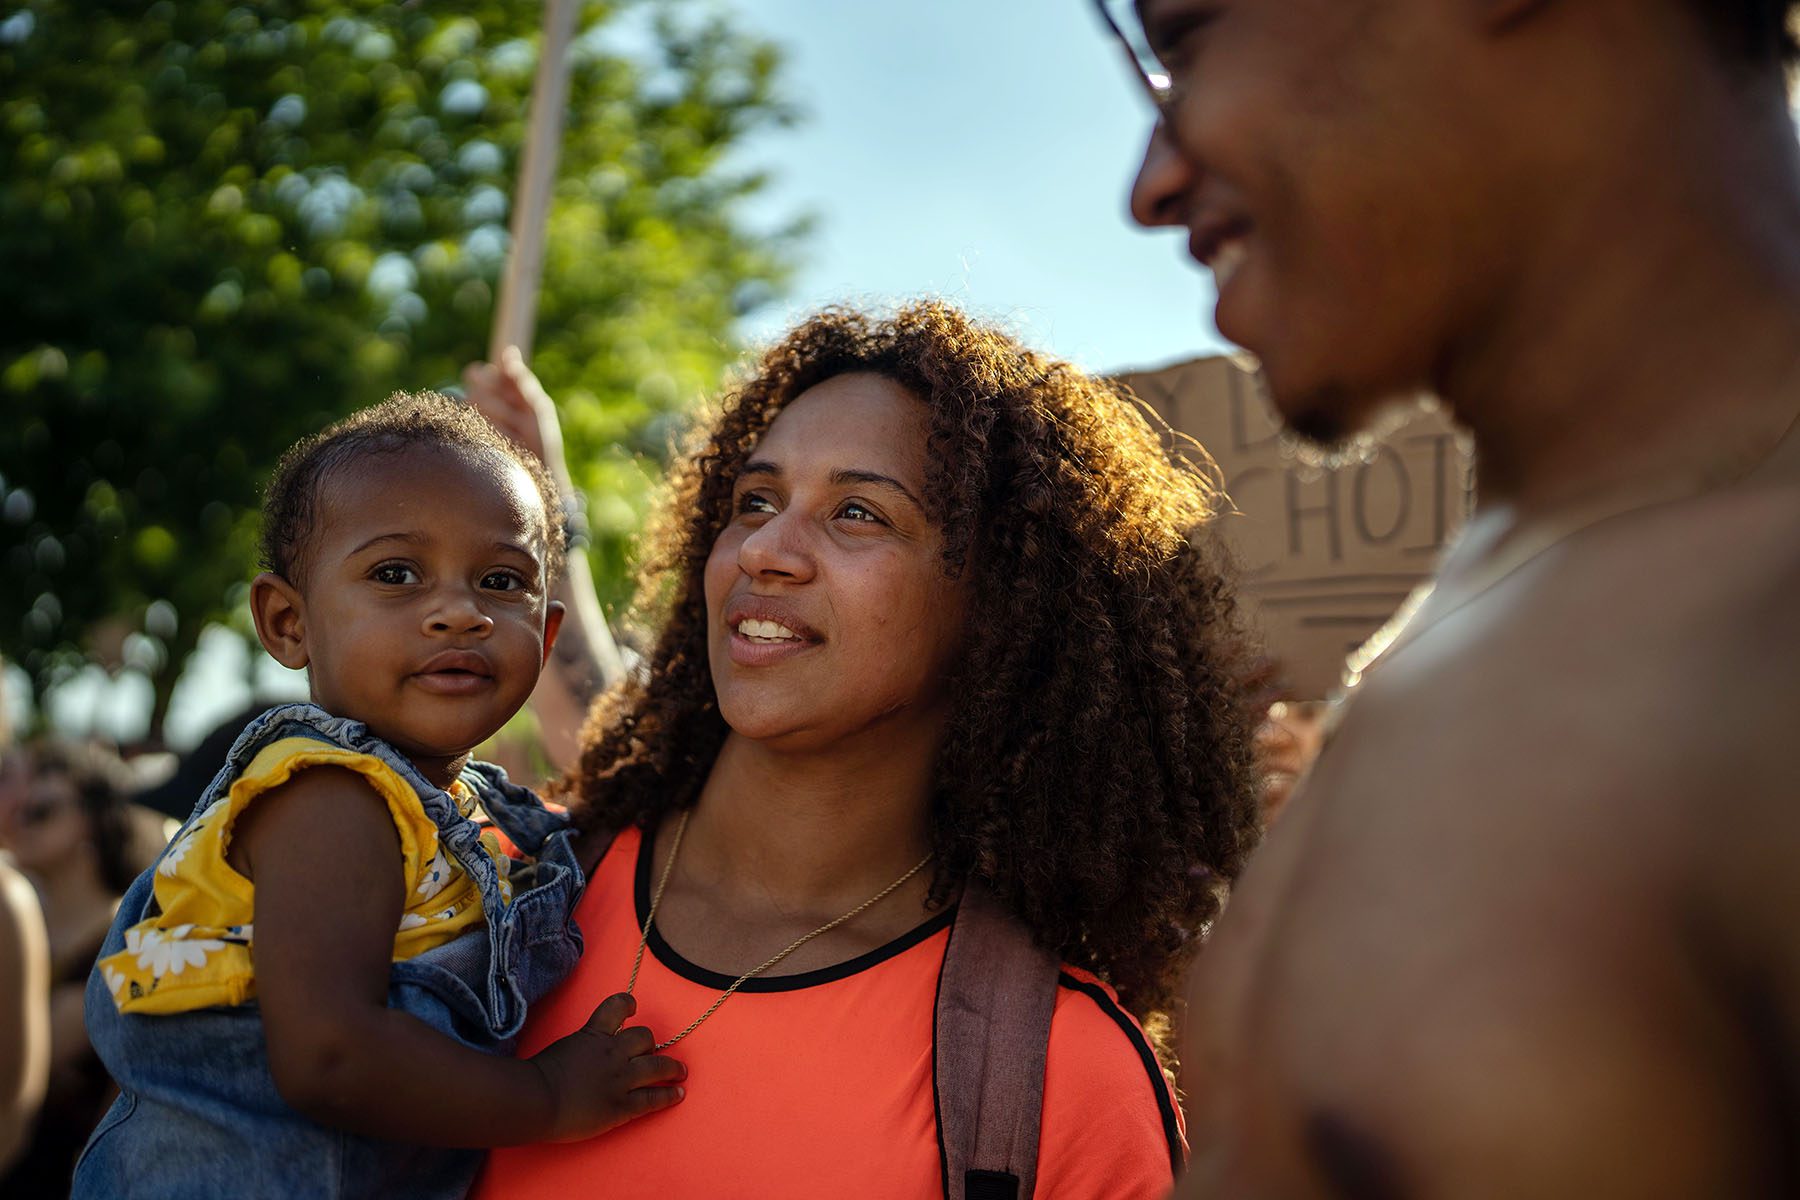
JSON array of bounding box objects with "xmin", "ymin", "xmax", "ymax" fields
[{"xmin": 99, "ymin": 736, "xmax": 513, "ymax": 1015}]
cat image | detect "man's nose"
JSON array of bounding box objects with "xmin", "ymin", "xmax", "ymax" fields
[{"xmin": 1129, "ymin": 120, "xmax": 1193, "ymax": 228}]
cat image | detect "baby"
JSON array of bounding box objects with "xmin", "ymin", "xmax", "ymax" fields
[{"xmin": 74, "ymin": 394, "xmax": 683, "ymax": 1199}]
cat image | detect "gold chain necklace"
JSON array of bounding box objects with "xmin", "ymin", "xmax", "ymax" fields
[
  {"xmin": 625, "ymin": 808, "xmax": 933, "ymax": 1050},
  {"xmin": 1344, "ymin": 400, "xmax": 1800, "ymax": 690}
]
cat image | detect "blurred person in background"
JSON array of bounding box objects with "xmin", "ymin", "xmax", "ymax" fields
[
  {"xmin": 1251, "ymin": 700, "xmax": 1327, "ymax": 829},
  {"xmin": 0, "ymin": 847, "xmax": 51, "ymax": 1177},
  {"xmin": 130, "ymin": 704, "xmax": 285, "ymax": 823},
  {"xmin": 0, "ymin": 662, "xmax": 47, "ymax": 1176},
  {"xmin": 0, "ymin": 741, "xmax": 136, "ymax": 1197},
  {"xmin": 1100, "ymin": 0, "xmax": 1800, "ymax": 1193},
  {"xmin": 1240, "ymin": 660, "xmax": 1331, "ymax": 828}
]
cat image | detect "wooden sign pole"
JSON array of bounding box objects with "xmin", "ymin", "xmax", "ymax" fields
[{"xmin": 489, "ymin": 0, "xmax": 580, "ymax": 363}]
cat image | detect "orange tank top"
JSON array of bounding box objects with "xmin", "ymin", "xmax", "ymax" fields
[{"xmin": 474, "ymin": 825, "xmax": 1184, "ymax": 1199}]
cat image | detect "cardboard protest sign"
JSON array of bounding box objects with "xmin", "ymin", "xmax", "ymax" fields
[{"xmin": 1118, "ymin": 356, "xmax": 1474, "ymax": 698}]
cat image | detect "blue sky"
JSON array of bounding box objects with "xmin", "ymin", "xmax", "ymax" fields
[{"xmin": 727, "ymin": 0, "xmax": 1231, "ymax": 373}]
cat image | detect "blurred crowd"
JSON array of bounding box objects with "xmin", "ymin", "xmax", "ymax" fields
[
  {"xmin": 0, "ymin": 735, "xmax": 172, "ymax": 1194},
  {"xmin": 0, "ymin": 691, "xmax": 277, "ymax": 1195}
]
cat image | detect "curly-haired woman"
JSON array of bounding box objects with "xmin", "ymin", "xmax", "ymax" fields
[{"xmin": 465, "ymin": 301, "xmax": 1261, "ymax": 1198}]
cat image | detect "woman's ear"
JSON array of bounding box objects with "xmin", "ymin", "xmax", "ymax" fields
[{"xmin": 250, "ymin": 572, "xmax": 310, "ymax": 670}]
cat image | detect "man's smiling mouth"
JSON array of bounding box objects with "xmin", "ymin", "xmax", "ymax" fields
[
  {"xmin": 1207, "ymin": 236, "xmax": 1248, "ymax": 287},
  {"xmin": 1190, "ymin": 214, "xmax": 1255, "ymax": 287}
]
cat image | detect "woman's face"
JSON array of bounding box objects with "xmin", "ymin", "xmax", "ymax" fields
[
  {"xmin": 0, "ymin": 756, "xmax": 89, "ymax": 873},
  {"xmin": 703, "ymin": 373, "xmax": 968, "ymax": 752}
]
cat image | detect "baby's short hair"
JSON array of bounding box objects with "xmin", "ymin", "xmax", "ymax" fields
[{"xmin": 261, "ymin": 391, "xmax": 566, "ymax": 586}]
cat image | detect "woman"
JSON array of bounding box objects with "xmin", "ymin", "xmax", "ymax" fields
[
  {"xmin": 468, "ymin": 301, "xmax": 1260, "ymax": 1197},
  {"xmin": 0, "ymin": 740, "xmax": 138, "ymax": 1196}
]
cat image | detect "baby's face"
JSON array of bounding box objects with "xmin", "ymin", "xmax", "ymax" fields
[{"xmin": 292, "ymin": 443, "xmax": 556, "ymax": 770}]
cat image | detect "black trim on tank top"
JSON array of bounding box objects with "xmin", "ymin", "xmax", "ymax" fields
[
  {"xmin": 1056, "ymin": 971, "xmax": 1186, "ymax": 1179},
  {"xmin": 930, "ymin": 905, "xmax": 954, "ymax": 1199},
  {"xmin": 630, "ymin": 821, "xmax": 957, "ymax": 992}
]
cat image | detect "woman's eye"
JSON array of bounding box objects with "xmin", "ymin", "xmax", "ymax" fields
[
  {"xmin": 838, "ymin": 501, "xmax": 883, "ymax": 524},
  {"xmin": 371, "ymin": 563, "xmax": 419, "ymax": 585},
  {"xmin": 736, "ymin": 492, "xmax": 776, "ymax": 516}
]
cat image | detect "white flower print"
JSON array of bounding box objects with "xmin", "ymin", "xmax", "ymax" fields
[
  {"xmin": 102, "ymin": 964, "xmax": 128, "ymax": 997},
  {"xmin": 157, "ymin": 800, "xmax": 224, "ymax": 878},
  {"xmin": 157, "ymin": 829, "xmax": 200, "ymax": 877},
  {"xmin": 416, "ymin": 846, "xmax": 451, "ymax": 900},
  {"xmin": 398, "ymin": 913, "xmax": 428, "ymax": 931},
  {"xmin": 126, "ymin": 925, "xmax": 226, "ymax": 979}
]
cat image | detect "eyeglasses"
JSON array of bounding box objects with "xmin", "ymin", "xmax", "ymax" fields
[{"xmin": 1093, "ymin": 0, "xmax": 1174, "ymax": 111}]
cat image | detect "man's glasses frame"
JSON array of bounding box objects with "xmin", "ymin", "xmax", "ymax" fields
[{"xmin": 1093, "ymin": 0, "xmax": 1175, "ymax": 111}]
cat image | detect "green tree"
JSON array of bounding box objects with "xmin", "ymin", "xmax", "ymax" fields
[{"xmin": 0, "ymin": 0, "xmax": 801, "ymax": 739}]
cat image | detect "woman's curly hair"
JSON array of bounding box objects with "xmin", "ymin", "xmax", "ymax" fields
[{"xmin": 564, "ymin": 300, "xmax": 1261, "ymax": 1029}]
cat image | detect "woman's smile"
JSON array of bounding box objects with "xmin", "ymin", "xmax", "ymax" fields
[
  {"xmin": 722, "ymin": 595, "xmax": 824, "ymax": 666},
  {"xmin": 724, "ymin": 624, "xmax": 820, "ymax": 667}
]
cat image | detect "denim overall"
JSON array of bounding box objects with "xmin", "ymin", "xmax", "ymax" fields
[{"xmin": 72, "ymin": 703, "xmax": 585, "ymax": 1200}]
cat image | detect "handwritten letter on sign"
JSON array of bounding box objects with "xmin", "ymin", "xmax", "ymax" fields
[{"xmin": 1118, "ymin": 356, "xmax": 1475, "ymax": 698}]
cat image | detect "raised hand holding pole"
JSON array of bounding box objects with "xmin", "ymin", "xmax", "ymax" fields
[{"xmin": 481, "ymin": 0, "xmax": 626, "ymax": 768}]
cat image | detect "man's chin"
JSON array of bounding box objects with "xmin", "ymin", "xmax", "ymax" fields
[{"xmin": 1269, "ymin": 377, "xmax": 1438, "ymax": 470}]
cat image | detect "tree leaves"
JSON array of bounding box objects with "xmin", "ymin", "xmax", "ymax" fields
[{"xmin": 0, "ymin": 0, "xmax": 800, "ymax": 738}]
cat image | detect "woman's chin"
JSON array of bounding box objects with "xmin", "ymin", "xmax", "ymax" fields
[{"xmin": 718, "ymin": 697, "xmax": 826, "ymax": 749}]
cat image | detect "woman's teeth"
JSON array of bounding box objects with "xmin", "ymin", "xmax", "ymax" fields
[{"xmin": 736, "ymin": 618, "xmax": 801, "ymax": 643}]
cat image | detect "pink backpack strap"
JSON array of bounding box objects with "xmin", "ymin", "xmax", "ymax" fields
[{"xmin": 934, "ymin": 878, "xmax": 1062, "ymax": 1200}]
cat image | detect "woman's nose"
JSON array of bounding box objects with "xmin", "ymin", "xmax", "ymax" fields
[
  {"xmin": 737, "ymin": 511, "xmax": 816, "ymax": 582},
  {"xmin": 1129, "ymin": 120, "xmax": 1195, "ymax": 229}
]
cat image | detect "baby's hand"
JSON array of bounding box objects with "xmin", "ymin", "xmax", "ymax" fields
[{"xmin": 528, "ymin": 993, "xmax": 686, "ymax": 1141}]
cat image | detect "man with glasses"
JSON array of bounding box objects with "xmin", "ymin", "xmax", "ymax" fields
[{"xmin": 1095, "ymin": 0, "xmax": 1800, "ymax": 1194}]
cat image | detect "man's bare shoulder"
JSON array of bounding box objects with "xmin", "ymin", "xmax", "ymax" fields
[
  {"xmin": 1590, "ymin": 470, "xmax": 1800, "ymax": 642},
  {"xmin": 1541, "ymin": 478, "xmax": 1795, "ymax": 774},
  {"xmin": 1616, "ymin": 477, "xmax": 1800, "ymax": 1095},
  {"xmin": 1336, "ymin": 477, "xmax": 1797, "ymax": 921},
  {"xmin": 1191, "ymin": 478, "xmax": 1800, "ymax": 1196},
  {"xmin": 1384, "ymin": 475, "xmax": 1798, "ymax": 783}
]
